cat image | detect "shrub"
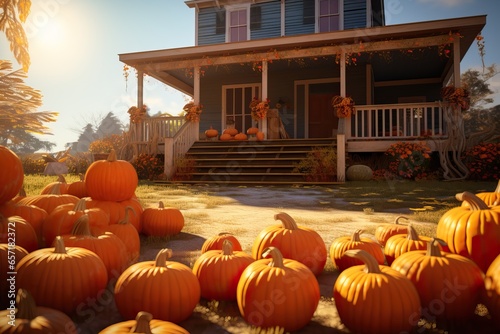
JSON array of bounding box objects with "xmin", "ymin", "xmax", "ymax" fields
[
  {"xmin": 132, "ymin": 154, "xmax": 164, "ymax": 180},
  {"xmin": 21, "ymin": 157, "xmax": 46, "ymax": 174},
  {"xmin": 385, "ymin": 141, "xmax": 431, "ymax": 180},
  {"xmin": 89, "ymin": 133, "xmax": 126, "ymax": 154},
  {"xmin": 293, "ymin": 147, "xmax": 337, "ymax": 182},
  {"xmin": 462, "ymin": 142, "xmax": 499, "ymax": 180},
  {"xmin": 66, "ymin": 152, "xmax": 92, "ymax": 174}
]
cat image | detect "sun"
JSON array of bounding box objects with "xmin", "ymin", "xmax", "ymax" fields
[{"xmin": 38, "ymin": 21, "xmax": 64, "ymax": 46}]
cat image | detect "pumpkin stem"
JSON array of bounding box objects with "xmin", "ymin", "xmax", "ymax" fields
[
  {"xmin": 262, "ymin": 247, "xmax": 284, "ymax": 268},
  {"xmin": 394, "ymin": 216, "xmax": 408, "ymax": 225},
  {"xmin": 107, "ymin": 149, "xmax": 117, "ymax": 162},
  {"xmin": 495, "ymin": 180, "xmax": 500, "ymax": 193},
  {"xmin": 53, "ymin": 236, "xmax": 67, "ymax": 254},
  {"xmin": 344, "ymin": 249, "xmax": 382, "ymax": 274},
  {"xmin": 70, "ymin": 215, "xmax": 93, "ymax": 237},
  {"xmin": 158, "ymin": 201, "xmax": 165, "ymax": 209},
  {"xmin": 406, "ymin": 224, "xmax": 420, "ymax": 240},
  {"xmin": 118, "ymin": 206, "xmax": 136, "ymax": 225},
  {"xmin": 221, "ymin": 240, "xmax": 234, "ymax": 255},
  {"xmin": 56, "ymin": 174, "xmax": 67, "ymax": 184},
  {"xmin": 18, "ymin": 186, "xmax": 27, "ymax": 198},
  {"xmin": 73, "ymin": 198, "xmax": 88, "ymax": 212},
  {"xmin": 15, "ymin": 289, "xmax": 37, "ymax": 320},
  {"xmin": 351, "ymin": 229, "xmax": 363, "ymax": 242},
  {"xmin": 274, "ymin": 212, "xmax": 298, "ymax": 230},
  {"xmin": 154, "ymin": 248, "xmax": 173, "ymax": 268},
  {"xmin": 131, "ymin": 311, "xmax": 153, "ymax": 334},
  {"xmin": 456, "ymin": 191, "xmax": 489, "ymax": 210},
  {"xmin": 49, "ymin": 183, "xmax": 62, "ymax": 195},
  {"xmin": 426, "ymin": 238, "xmax": 446, "ymax": 257}
]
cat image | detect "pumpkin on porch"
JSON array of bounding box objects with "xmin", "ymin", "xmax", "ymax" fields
[
  {"xmin": 219, "ymin": 133, "xmax": 233, "ymax": 141},
  {"xmin": 99, "ymin": 311, "xmax": 189, "ymax": 334},
  {"xmin": 246, "ymin": 127, "xmax": 259, "ymax": 135},
  {"xmin": 0, "ymin": 145, "xmax": 24, "ymax": 205},
  {"xmin": 204, "ymin": 126, "xmax": 219, "ymax": 139},
  {"xmin": 256, "ymin": 131, "xmax": 265, "ymax": 141},
  {"xmin": 223, "ymin": 128, "xmax": 238, "ymax": 136},
  {"xmin": 234, "ymin": 132, "xmax": 247, "ymax": 140}
]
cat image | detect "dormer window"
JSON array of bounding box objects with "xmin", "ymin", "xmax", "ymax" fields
[
  {"xmin": 318, "ymin": 0, "xmax": 340, "ymax": 32},
  {"xmin": 226, "ymin": 5, "xmax": 250, "ymax": 42}
]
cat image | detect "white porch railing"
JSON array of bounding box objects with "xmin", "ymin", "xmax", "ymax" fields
[
  {"xmin": 348, "ymin": 102, "xmax": 446, "ymax": 140},
  {"xmin": 163, "ymin": 121, "xmax": 199, "ymax": 177},
  {"xmin": 133, "ymin": 116, "xmax": 185, "ymax": 143}
]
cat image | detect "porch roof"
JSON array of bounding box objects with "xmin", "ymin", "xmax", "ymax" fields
[{"xmin": 119, "ymin": 15, "xmax": 486, "ymax": 96}]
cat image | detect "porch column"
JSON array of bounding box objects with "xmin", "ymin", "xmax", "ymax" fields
[
  {"xmin": 337, "ymin": 52, "xmax": 346, "ymax": 182},
  {"xmin": 137, "ymin": 70, "xmax": 144, "ymax": 108},
  {"xmin": 453, "ymin": 36, "xmax": 461, "ymax": 87},
  {"xmin": 193, "ymin": 65, "xmax": 201, "ymax": 140},
  {"xmin": 261, "ymin": 60, "xmax": 268, "ymax": 138}
]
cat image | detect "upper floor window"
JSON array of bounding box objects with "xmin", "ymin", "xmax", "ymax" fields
[
  {"xmin": 318, "ymin": 0, "xmax": 340, "ymax": 32},
  {"xmin": 228, "ymin": 7, "xmax": 249, "ymax": 42}
]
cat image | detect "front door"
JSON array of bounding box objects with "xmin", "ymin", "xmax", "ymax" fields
[{"xmin": 308, "ymin": 90, "xmax": 339, "ymax": 138}]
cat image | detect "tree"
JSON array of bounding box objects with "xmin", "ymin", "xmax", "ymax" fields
[
  {"xmin": 0, "ymin": 0, "xmax": 31, "ymax": 72},
  {"xmin": 0, "ymin": 60, "xmax": 58, "ymax": 148},
  {"xmin": 95, "ymin": 112, "xmax": 123, "ymax": 138}
]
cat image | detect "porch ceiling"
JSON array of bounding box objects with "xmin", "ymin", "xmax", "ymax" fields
[{"xmin": 119, "ymin": 15, "xmax": 485, "ymax": 95}]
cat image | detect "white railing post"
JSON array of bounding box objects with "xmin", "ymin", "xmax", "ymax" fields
[{"xmin": 164, "ymin": 137, "xmax": 174, "ymax": 178}]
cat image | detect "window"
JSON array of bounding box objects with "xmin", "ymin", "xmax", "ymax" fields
[
  {"xmin": 318, "ymin": 0, "xmax": 340, "ymax": 32},
  {"xmin": 229, "ymin": 8, "xmax": 248, "ymax": 42}
]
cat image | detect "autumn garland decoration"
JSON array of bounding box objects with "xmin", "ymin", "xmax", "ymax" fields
[
  {"xmin": 183, "ymin": 102, "xmax": 203, "ymax": 122},
  {"xmin": 128, "ymin": 105, "xmax": 148, "ymax": 123},
  {"xmin": 441, "ymin": 85, "xmax": 470, "ymax": 111},
  {"xmin": 331, "ymin": 96, "xmax": 355, "ymax": 118},
  {"xmin": 249, "ymin": 97, "xmax": 270, "ymax": 121}
]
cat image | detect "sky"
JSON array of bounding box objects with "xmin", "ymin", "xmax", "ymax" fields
[{"xmin": 1, "ymin": 0, "xmax": 499, "ymax": 152}]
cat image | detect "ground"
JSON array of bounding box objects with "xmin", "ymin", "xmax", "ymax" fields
[{"xmin": 72, "ymin": 185, "xmax": 496, "ymax": 334}]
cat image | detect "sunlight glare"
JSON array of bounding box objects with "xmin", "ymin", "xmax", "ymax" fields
[{"xmin": 38, "ymin": 21, "xmax": 64, "ymax": 46}]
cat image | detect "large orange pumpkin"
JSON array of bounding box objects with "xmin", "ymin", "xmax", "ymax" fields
[
  {"xmin": 16, "ymin": 236, "xmax": 108, "ymax": 315},
  {"xmin": 461, "ymin": 180, "xmax": 500, "ymax": 207},
  {"xmin": 374, "ymin": 215, "xmax": 409, "ymax": 246},
  {"xmin": 193, "ymin": 240, "xmax": 254, "ymax": 301},
  {"xmin": 85, "ymin": 149, "xmax": 138, "ymax": 202},
  {"xmin": 17, "ymin": 184, "xmax": 79, "ymax": 214},
  {"xmin": 384, "ymin": 224, "xmax": 431, "ymax": 265},
  {"xmin": 0, "ymin": 202, "xmax": 48, "ymax": 247},
  {"xmin": 436, "ymin": 191, "xmax": 500, "ymax": 272},
  {"xmin": 66, "ymin": 173, "xmax": 88, "ymax": 198},
  {"xmin": 85, "ymin": 197, "xmax": 143, "ymax": 232},
  {"xmin": 237, "ymin": 247, "xmax": 320, "ymax": 331},
  {"xmin": 0, "ymin": 215, "xmax": 38, "ymax": 252},
  {"xmin": 330, "ymin": 229, "xmax": 385, "ymax": 271},
  {"xmin": 333, "ymin": 249, "xmax": 421, "ymax": 334},
  {"xmin": 99, "ymin": 311, "xmax": 189, "ymax": 334},
  {"xmin": 0, "ymin": 244, "xmax": 28, "ymax": 309},
  {"xmin": 251, "ymin": 212, "xmax": 327, "ymax": 275},
  {"xmin": 106, "ymin": 206, "xmax": 141, "ymax": 265},
  {"xmin": 0, "ymin": 146, "xmax": 24, "ymax": 205},
  {"xmin": 391, "ymin": 239, "xmax": 484, "ymax": 325},
  {"xmin": 114, "ymin": 248, "xmax": 201, "ymax": 323},
  {"xmin": 0, "ymin": 289, "xmax": 78, "ymax": 333},
  {"xmin": 482, "ymin": 254, "xmax": 500, "ymax": 330},
  {"xmin": 142, "ymin": 201, "xmax": 184, "ymax": 237},
  {"xmin": 201, "ymin": 232, "xmax": 243, "ymax": 253}
]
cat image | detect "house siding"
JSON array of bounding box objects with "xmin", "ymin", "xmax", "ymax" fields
[
  {"xmin": 251, "ymin": 1, "xmax": 282, "ymax": 39},
  {"xmin": 344, "ymin": 0, "xmax": 368, "ymax": 29},
  {"xmin": 198, "ymin": 7, "xmax": 226, "ymax": 45},
  {"xmin": 285, "ymin": 0, "xmax": 315, "ymax": 36}
]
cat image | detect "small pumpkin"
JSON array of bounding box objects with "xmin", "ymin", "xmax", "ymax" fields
[
  {"xmin": 374, "ymin": 215, "xmax": 409, "ymax": 246},
  {"xmin": 234, "ymin": 132, "xmax": 248, "ymax": 140},
  {"xmin": 204, "ymin": 126, "xmax": 219, "ymax": 139},
  {"xmin": 246, "ymin": 127, "xmax": 259, "ymax": 135},
  {"xmin": 85, "ymin": 149, "xmax": 138, "ymax": 202},
  {"xmin": 256, "ymin": 131, "xmax": 265, "ymax": 141},
  {"xmin": 0, "ymin": 201, "xmax": 48, "ymax": 247},
  {"xmin": 251, "ymin": 212, "xmax": 327, "ymax": 275},
  {"xmin": 85, "ymin": 197, "xmax": 143, "ymax": 232},
  {"xmin": 193, "ymin": 240, "xmax": 254, "ymax": 301},
  {"xmin": 0, "ymin": 145, "xmax": 24, "ymax": 205},
  {"xmin": 436, "ymin": 191, "xmax": 500, "ymax": 272},
  {"xmin": 237, "ymin": 247, "xmax": 320, "ymax": 332},
  {"xmin": 106, "ymin": 206, "xmax": 141, "ymax": 265},
  {"xmin": 0, "ymin": 215, "xmax": 39, "ymax": 252},
  {"xmin": 330, "ymin": 229, "xmax": 385, "ymax": 271},
  {"xmin": 40, "ymin": 174, "xmax": 70, "ymax": 195},
  {"xmin": 0, "ymin": 289, "xmax": 78, "ymax": 333},
  {"xmin": 333, "ymin": 249, "xmax": 421, "ymax": 334},
  {"xmin": 201, "ymin": 232, "xmax": 242, "ymax": 253},
  {"xmin": 17, "ymin": 184, "xmax": 79, "ymax": 214},
  {"xmin": 142, "ymin": 201, "xmax": 184, "ymax": 237},
  {"xmin": 99, "ymin": 311, "xmax": 189, "ymax": 334},
  {"xmin": 66, "ymin": 173, "xmax": 88, "ymax": 198},
  {"xmin": 219, "ymin": 133, "xmax": 233, "ymax": 141},
  {"xmin": 223, "ymin": 128, "xmax": 238, "ymax": 136},
  {"xmin": 384, "ymin": 224, "xmax": 431, "ymax": 265},
  {"xmin": 483, "ymin": 254, "xmax": 500, "ymax": 330},
  {"xmin": 114, "ymin": 248, "xmax": 201, "ymax": 323},
  {"xmin": 16, "ymin": 236, "xmax": 108, "ymax": 315},
  {"xmin": 0, "ymin": 244, "xmax": 28, "ymax": 309}
]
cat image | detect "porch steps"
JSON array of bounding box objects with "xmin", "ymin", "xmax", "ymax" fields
[{"xmin": 161, "ymin": 138, "xmax": 340, "ymax": 185}]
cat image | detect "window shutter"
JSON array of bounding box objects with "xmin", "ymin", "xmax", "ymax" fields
[
  {"xmin": 303, "ymin": 0, "xmax": 315, "ymax": 25},
  {"xmin": 250, "ymin": 6, "xmax": 261, "ymax": 30},
  {"xmin": 216, "ymin": 9, "xmax": 226, "ymax": 34}
]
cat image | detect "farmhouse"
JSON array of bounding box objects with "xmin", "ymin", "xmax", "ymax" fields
[{"xmin": 119, "ymin": 0, "xmax": 485, "ymax": 183}]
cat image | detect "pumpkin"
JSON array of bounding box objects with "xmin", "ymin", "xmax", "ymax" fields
[
  {"xmin": 246, "ymin": 127, "xmax": 259, "ymax": 135},
  {"xmin": 16, "ymin": 236, "xmax": 108, "ymax": 315},
  {"xmin": 193, "ymin": 240, "xmax": 254, "ymax": 301},
  {"xmin": 333, "ymin": 249, "xmax": 421, "ymax": 334},
  {"xmin": 114, "ymin": 248, "xmax": 201, "ymax": 323},
  {"xmin": 234, "ymin": 132, "xmax": 247, "ymax": 140},
  {"xmin": 86, "ymin": 197, "xmax": 143, "ymax": 232},
  {"xmin": 0, "ymin": 244, "xmax": 28, "ymax": 309},
  {"xmin": 436, "ymin": 191, "xmax": 500, "ymax": 272},
  {"xmin": 391, "ymin": 238, "xmax": 485, "ymax": 325},
  {"xmin": 0, "ymin": 145, "xmax": 24, "ymax": 205},
  {"xmin": 462, "ymin": 180, "xmax": 500, "ymax": 207},
  {"xmin": 384, "ymin": 224, "xmax": 431, "ymax": 265},
  {"xmin": 58, "ymin": 214, "xmax": 129, "ymax": 280},
  {"xmin": 17, "ymin": 184, "xmax": 79, "ymax": 214},
  {"xmin": 483, "ymin": 254, "xmax": 500, "ymax": 329},
  {"xmin": 99, "ymin": 311, "xmax": 189, "ymax": 334},
  {"xmin": 85, "ymin": 149, "xmax": 138, "ymax": 202},
  {"xmin": 40, "ymin": 174, "xmax": 70, "ymax": 195},
  {"xmin": 0, "ymin": 202, "xmax": 48, "ymax": 247},
  {"xmin": 330, "ymin": 229, "xmax": 385, "ymax": 271},
  {"xmin": 223, "ymin": 128, "xmax": 238, "ymax": 136},
  {"xmin": 256, "ymin": 131, "xmax": 265, "ymax": 141},
  {"xmin": 0, "ymin": 289, "xmax": 78, "ymax": 333},
  {"xmin": 251, "ymin": 212, "xmax": 327, "ymax": 275},
  {"xmin": 201, "ymin": 232, "xmax": 243, "ymax": 253},
  {"xmin": 66, "ymin": 173, "xmax": 88, "ymax": 198},
  {"xmin": 219, "ymin": 133, "xmax": 233, "ymax": 141},
  {"xmin": 43, "ymin": 197, "xmax": 110, "ymax": 247},
  {"xmin": 142, "ymin": 201, "xmax": 184, "ymax": 237},
  {"xmin": 236, "ymin": 247, "xmax": 320, "ymax": 331},
  {"xmin": 106, "ymin": 206, "xmax": 141, "ymax": 265},
  {"xmin": 11, "ymin": 186, "xmax": 27, "ymax": 203},
  {"xmin": 204, "ymin": 126, "xmax": 219, "ymax": 139},
  {"xmin": 374, "ymin": 215, "xmax": 409, "ymax": 246},
  {"xmin": 0, "ymin": 215, "xmax": 39, "ymax": 252}
]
